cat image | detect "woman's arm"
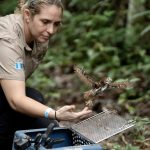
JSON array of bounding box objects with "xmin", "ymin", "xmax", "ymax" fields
[
  {"xmin": 1, "ymin": 79, "xmax": 92, "ymax": 121},
  {"xmin": 1, "ymin": 79, "xmax": 55, "ymax": 118}
]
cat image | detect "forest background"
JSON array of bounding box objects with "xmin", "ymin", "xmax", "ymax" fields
[{"xmin": 0, "ymin": 0, "xmax": 150, "ymax": 149}]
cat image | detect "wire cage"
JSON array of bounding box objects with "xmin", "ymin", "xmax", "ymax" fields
[{"xmin": 71, "ymin": 110, "xmax": 135, "ymax": 143}]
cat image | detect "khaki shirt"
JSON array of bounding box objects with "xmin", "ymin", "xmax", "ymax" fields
[{"xmin": 0, "ymin": 14, "xmax": 49, "ymax": 81}]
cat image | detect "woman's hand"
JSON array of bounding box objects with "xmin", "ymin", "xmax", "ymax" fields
[{"xmin": 56, "ymin": 105, "xmax": 92, "ymax": 122}]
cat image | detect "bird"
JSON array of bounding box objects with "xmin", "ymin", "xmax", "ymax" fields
[{"xmin": 74, "ymin": 65, "xmax": 132, "ymax": 107}]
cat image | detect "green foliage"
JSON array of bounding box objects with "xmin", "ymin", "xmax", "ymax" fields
[
  {"xmin": 132, "ymin": 10, "xmax": 150, "ymax": 36},
  {"xmin": 0, "ymin": 0, "xmax": 17, "ymax": 15},
  {"xmin": 112, "ymin": 144, "xmax": 140, "ymax": 150}
]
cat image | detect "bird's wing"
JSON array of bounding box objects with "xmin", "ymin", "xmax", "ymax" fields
[
  {"xmin": 110, "ymin": 81, "xmax": 132, "ymax": 88},
  {"xmin": 74, "ymin": 65, "xmax": 96, "ymax": 87}
]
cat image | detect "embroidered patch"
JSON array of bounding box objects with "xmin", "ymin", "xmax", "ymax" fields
[{"xmin": 15, "ymin": 59, "xmax": 24, "ymax": 70}]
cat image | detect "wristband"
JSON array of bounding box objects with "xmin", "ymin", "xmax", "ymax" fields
[
  {"xmin": 55, "ymin": 110, "xmax": 57, "ymax": 120},
  {"xmin": 44, "ymin": 108, "xmax": 53, "ymax": 119},
  {"xmin": 55, "ymin": 110, "xmax": 60, "ymax": 122}
]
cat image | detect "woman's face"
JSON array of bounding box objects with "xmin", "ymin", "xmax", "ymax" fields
[{"xmin": 26, "ymin": 5, "xmax": 62, "ymax": 43}]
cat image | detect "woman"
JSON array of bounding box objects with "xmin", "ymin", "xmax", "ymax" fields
[{"xmin": 0, "ymin": 0, "xmax": 92, "ymax": 149}]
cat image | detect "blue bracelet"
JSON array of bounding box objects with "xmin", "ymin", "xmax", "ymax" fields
[{"xmin": 44, "ymin": 108, "xmax": 53, "ymax": 118}]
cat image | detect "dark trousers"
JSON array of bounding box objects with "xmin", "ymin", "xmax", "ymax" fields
[{"xmin": 0, "ymin": 87, "xmax": 58, "ymax": 150}]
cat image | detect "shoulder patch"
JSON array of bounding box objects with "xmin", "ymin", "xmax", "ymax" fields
[{"xmin": 15, "ymin": 58, "xmax": 24, "ymax": 70}]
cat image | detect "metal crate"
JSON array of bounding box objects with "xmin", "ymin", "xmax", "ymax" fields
[{"xmin": 12, "ymin": 127, "xmax": 102, "ymax": 150}]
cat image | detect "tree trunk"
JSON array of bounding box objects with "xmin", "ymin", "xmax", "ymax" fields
[{"xmin": 125, "ymin": 0, "xmax": 145, "ymax": 46}]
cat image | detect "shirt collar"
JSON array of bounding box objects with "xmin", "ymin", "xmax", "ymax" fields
[{"xmin": 17, "ymin": 14, "xmax": 33, "ymax": 52}]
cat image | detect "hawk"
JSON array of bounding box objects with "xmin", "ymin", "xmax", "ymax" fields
[{"xmin": 74, "ymin": 65, "xmax": 132, "ymax": 107}]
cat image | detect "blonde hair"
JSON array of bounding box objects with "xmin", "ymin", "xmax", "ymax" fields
[
  {"xmin": 14, "ymin": 0, "xmax": 26, "ymax": 13},
  {"xmin": 15, "ymin": 0, "xmax": 63, "ymax": 15}
]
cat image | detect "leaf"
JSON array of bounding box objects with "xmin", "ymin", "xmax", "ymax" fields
[{"xmin": 140, "ymin": 25, "xmax": 150, "ymax": 36}]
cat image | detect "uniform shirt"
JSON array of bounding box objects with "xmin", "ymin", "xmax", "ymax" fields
[{"xmin": 0, "ymin": 14, "xmax": 49, "ymax": 81}]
